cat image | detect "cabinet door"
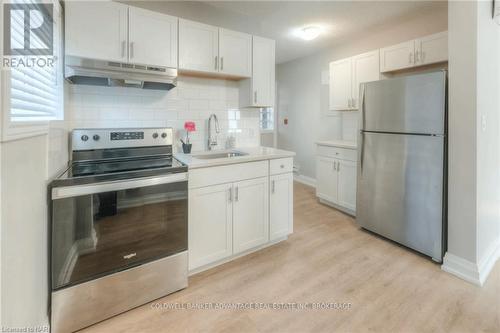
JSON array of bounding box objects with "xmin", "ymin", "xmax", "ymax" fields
[
  {"xmin": 329, "ymin": 58, "xmax": 353, "ymax": 110},
  {"xmin": 379, "ymin": 40, "xmax": 415, "ymax": 73},
  {"xmin": 128, "ymin": 7, "xmax": 178, "ymax": 67},
  {"xmin": 415, "ymin": 31, "xmax": 448, "ymax": 66},
  {"xmin": 233, "ymin": 177, "xmax": 269, "ymax": 253},
  {"xmin": 252, "ymin": 36, "xmax": 276, "ymax": 107},
  {"xmin": 337, "ymin": 159, "xmax": 357, "ymax": 212},
  {"xmin": 219, "ymin": 29, "xmax": 252, "ymax": 77},
  {"xmin": 316, "ymin": 157, "xmax": 338, "ymax": 204},
  {"xmin": 188, "ymin": 183, "xmax": 233, "ymax": 270},
  {"xmin": 179, "ymin": 19, "xmax": 219, "ymax": 73},
  {"xmin": 270, "ymin": 173, "xmax": 293, "ymax": 240},
  {"xmin": 352, "ymin": 51, "xmax": 380, "ymax": 109},
  {"xmin": 65, "ymin": 1, "xmax": 128, "ymax": 62}
]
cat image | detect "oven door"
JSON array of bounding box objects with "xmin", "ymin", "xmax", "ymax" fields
[{"xmin": 51, "ymin": 172, "xmax": 188, "ymax": 290}]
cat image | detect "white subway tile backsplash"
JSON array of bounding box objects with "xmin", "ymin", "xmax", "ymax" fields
[{"xmin": 66, "ymin": 77, "xmax": 260, "ymax": 152}]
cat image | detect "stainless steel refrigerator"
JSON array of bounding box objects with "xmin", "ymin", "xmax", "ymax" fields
[{"xmin": 357, "ymin": 70, "xmax": 446, "ymax": 262}]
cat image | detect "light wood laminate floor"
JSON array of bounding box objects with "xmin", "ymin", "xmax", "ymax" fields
[{"xmin": 81, "ymin": 182, "xmax": 500, "ymax": 333}]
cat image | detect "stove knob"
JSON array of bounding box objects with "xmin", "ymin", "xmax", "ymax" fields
[
  {"xmin": 81, "ymin": 135, "xmax": 89, "ymax": 142},
  {"xmin": 161, "ymin": 132, "xmax": 167, "ymax": 138},
  {"xmin": 93, "ymin": 134, "xmax": 100, "ymax": 141},
  {"xmin": 152, "ymin": 133, "xmax": 159, "ymax": 139}
]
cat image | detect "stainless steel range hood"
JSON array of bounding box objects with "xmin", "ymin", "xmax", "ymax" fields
[{"xmin": 64, "ymin": 56, "xmax": 177, "ymax": 90}]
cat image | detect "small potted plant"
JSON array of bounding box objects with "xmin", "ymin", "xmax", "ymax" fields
[{"xmin": 181, "ymin": 121, "xmax": 195, "ymax": 153}]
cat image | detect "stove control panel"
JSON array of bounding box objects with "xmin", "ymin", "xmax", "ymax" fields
[{"xmin": 72, "ymin": 128, "xmax": 173, "ymax": 151}]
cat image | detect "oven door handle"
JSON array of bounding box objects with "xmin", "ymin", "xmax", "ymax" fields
[{"xmin": 52, "ymin": 172, "xmax": 188, "ymax": 200}]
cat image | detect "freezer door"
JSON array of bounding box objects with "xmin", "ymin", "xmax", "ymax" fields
[
  {"xmin": 356, "ymin": 131, "xmax": 444, "ymax": 261},
  {"xmin": 359, "ymin": 71, "xmax": 446, "ymax": 135}
]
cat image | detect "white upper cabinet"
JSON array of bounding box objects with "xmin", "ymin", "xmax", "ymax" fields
[
  {"xmin": 128, "ymin": 7, "xmax": 178, "ymax": 68},
  {"xmin": 178, "ymin": 19, "xmax": 219, "ymax": 73},
  {"xmin": 66, "ymin": 2, "xmax": 178, "ymax": 68},
  {"xmin": 380, "ymin": 31, "xmax": 448, "ymax": 73},
  {"xmin": 219, "ymin": 29, "xmax": 252, "ymax": 77},
  {"xmin": 178, "ymin": 21, "xmax": 252, "ymax": 77},
  {"xmin": 65, "ymin": 1, "xmax": 128, "ymax": 62},
  {"xmin": 415, "ymin": 31, "xmax": 448, "ymax": 66},
  {"xmin": 329, "ymin": 58, "xmax": 352, "ymax": 111},
  {"xmin": 379, "ymin": 40, "xmax": 415, "ymax": 73},
  {"xmin": 239, "ymin": 36, "xmax": 275, "ymax": 108},
  {"xmin": 329, "ymin": 50, "xmax": 379, "ymax": 110},
  {"xmin": 351, "ymin": 50, "xmax": 380, "ymax": 108}
]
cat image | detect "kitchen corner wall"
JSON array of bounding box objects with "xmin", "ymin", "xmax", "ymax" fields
[
  {"xmin": 276, "ymin": 6, "xmax": 448, "ymax": 180},
  {"xmin": 66, "ymin": 76, "xmax": 260, "ymax": 151}
]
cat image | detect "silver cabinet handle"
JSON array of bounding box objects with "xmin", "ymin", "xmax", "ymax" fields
[
  {"xmin": 215, "ymin": 56, "xmax": 218, "ymax": 70},
  {"xmin": 221, "ymin": 57, "xmax": 224, "ymax": 70},
  {"xmin": 254, "ymin": 91, "xmax": 257, "ymax": 104},
  {"xmin": 271, "ymin": 180, "xmax": 275, "ymax": 194},
  {"xmin": 229, "ymin": 187, "xmax": 233, "ymax": 202},
  {"xmin": 337, "ymin": 162, "xmax": 340, "ymax": 172},
  {"xmin": 235, "ymin": 186, "xmax": 239, "ymax": 202},
  {"xmin": 130, "ymin": 42, "xmax": 134, "ymax": 59},
  {"xmin": 415, "ymin": 50, "xmax": 420, "ymax": 63},
  {"xmin": 121, "ymin": 41, "xmax": 126, "ymax": 58}
]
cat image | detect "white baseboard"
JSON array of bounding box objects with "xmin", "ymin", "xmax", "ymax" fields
[
  {"xmin": 293, "ymin": 174, "xmax": 316, "ymax": 188},
  {"xmin": 442, "ymin": 239, "xmax": 500, "ymax": 286}
]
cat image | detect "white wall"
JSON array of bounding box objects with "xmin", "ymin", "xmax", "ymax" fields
[
  {"xmin": 0, "ymin": 136, "xmax": 50, "ymax": 328},
  {"xmin": 67, "ymin": 77, "xmax": 260, "ymax": 152},
  {"xmin": 276, "ymin": 6, "xmax": 448, "ymax": 179},
  {"xmin": 443, "ymin": 0, "xmax": 500, "ymax": 286}
]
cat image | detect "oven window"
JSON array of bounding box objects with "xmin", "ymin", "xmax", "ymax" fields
[{"xmin": 51, "ymin": 181, "xmax": 187, "ymax": 290}]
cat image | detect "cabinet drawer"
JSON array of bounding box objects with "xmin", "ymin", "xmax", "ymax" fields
[
  {"xmin": 189, "ymin": 161, "xmax": 268, "ymax": 189},
  {"xmin": 317, "ymin": 145, "xmax": 357, "ymax": 161},
  {"xmin": 270, "ymin": 158, "xmax": 293, "ymax": 175}
]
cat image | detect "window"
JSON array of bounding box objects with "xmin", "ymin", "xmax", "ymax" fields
[
  {"xmin": 260, "ymin": 107, "xmax": 274, "ymax": 132},
  {"xmin": 2, "ymin": 0, "xmax": 63, "ymax": 139}
]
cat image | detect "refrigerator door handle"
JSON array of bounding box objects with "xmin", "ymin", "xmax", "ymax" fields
[
  {"xmin": 359, "ymin": 131, "xmax": 365, "ymax": 171},
  {"xmin": 360, "ymin": 84, "xmax": 366, "ymax": 131}
]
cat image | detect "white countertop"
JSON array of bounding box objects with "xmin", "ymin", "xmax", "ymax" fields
[
  {"xmin": 316, "ymin": 140, "xmax": 357, "ymax": 150},
  {"xmin": 174, "ymin": 146, "xmax": 296, "ymax": 169}
]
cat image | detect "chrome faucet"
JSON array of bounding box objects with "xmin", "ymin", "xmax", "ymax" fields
[{"xmin": 207, "ymin": 113, "xmax": 220, "ymax": 150}]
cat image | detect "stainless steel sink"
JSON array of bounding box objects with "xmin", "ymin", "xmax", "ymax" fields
[{"xmin": 192, "ymin": 151, "xmax": 248, "ymax": 159}]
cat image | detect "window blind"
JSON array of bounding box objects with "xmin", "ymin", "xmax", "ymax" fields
[{"xmin": 9, "ymin": 0, "xmax": 62, "ymax": 122}]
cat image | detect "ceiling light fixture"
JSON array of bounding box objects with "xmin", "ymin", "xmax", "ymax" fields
[{"xmin": 298, "ymin": 26, "xmax": 322, "ymax": 41}]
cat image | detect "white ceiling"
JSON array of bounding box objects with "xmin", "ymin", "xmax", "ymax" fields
[{"xmin": 125, "ymin": 1, "xmax": 448, "ymax": 64}]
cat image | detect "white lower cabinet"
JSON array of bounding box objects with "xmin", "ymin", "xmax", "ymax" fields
[
  {"xmin": 316, "ymin": 157, "xmax": 339, "ymax": 204},
  {"xmin": 316, "ymin": 145, "xmax": 357, "ymax": 214},
  {"xmin": 188, "ymin": 183, "xmax": 233, "ymax": 270},
  {"xmin": 188, "ymin": 158, "xmax": 293, "ymax": 272},
  {"xmin": 270, "ymin": 172, "xmax": 293, "ymax": 241},
  {"xmin": 233, "ymin": 177, "xmax": 269, "ymax": 253},
  {"xmin": 337, "ymin": 159, "xmax": 357, "ymax": 212}
]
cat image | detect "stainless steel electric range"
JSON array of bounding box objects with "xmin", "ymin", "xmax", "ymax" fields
[{"xmin": 49, "ymin": 128, "xmax": 188, "ymax": 333}]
